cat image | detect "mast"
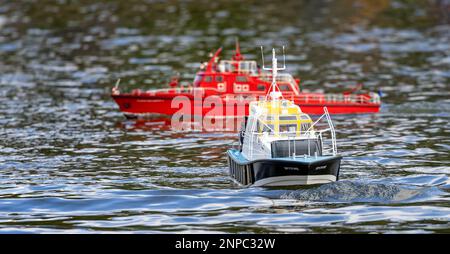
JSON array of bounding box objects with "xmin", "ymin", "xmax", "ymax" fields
[
  {"xmin": 205, "ymin": 47, "xmax": 222, "ymax": 72},
  {"xmin": 260, "ymin": 46, "xmax": 287, "ymax": 135},
  {"xmin": 232, "ymin": 37, "xmax": 244, "ymax": 61},
  {"xmin": 260, "ymin": 46, "xmax": 286, "ymax": 101}
]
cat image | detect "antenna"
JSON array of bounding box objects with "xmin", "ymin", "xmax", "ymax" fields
[
  {"xmin": 260, "ymin": 46, "xmax": 267, "ymax": 70},
  {"xmin": 112, "ymin": 78, "xmax": 121, "ymax": 95},
  {"xmin": 260, "ymin": 46, "xmax": 287, "ymax": 101}
]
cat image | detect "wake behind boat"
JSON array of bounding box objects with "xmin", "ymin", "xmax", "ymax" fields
[{"xmin": 227, "ymin": 47, "xmax": 342, "ymax": 187}]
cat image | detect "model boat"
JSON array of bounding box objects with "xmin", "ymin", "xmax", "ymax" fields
[
  {"xmin": 111, "ymin": 39, "xmax": 380, "ymax": 118},
  {"xmin": 227, "ymin": 47, "xmax": 342, "ymax": 187}
]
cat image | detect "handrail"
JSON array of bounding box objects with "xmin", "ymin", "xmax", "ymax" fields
[
  {"xmin": 124, "ymin": 86, "xmax": 379, "ymax": 105},
  {"xmin": 224, "ymin": 92, "xmax": 378, "ymax": 104},
  {"xmin": 295, "ymin": 93, "xmax": 377, "ymax": 104},
  {"xmin": 323, "ymin": 107, "xmax": 337, "ymax": 155},
  {"xmin": 243, "ymin": 108, "xmax": 337, "ymax": 160},
  {"xmin": 139, "ymin": 87, "xmax": 222, "ymax": 95}
]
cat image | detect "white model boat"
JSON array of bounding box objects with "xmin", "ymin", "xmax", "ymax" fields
[{"xmin": 227, "ymin": 47, "xmax": 342, "ymax": 187}]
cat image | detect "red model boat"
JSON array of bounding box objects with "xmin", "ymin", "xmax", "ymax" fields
[{"xmin": 112, "ymin": 41, "xmax": 380, "ymax": 118}]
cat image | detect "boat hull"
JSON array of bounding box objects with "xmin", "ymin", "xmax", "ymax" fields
[
  {"xmin": 227, "ymin": 149, "xmax": 341, "ymax": 187},
  {"xmin": 112, "ymin": 94, "xmax": 380, "ymax": 118}
]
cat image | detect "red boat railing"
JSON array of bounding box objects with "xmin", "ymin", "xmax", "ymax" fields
[
  {"xmin": 127, "ymin": 87, "xmax": 380, "ymax": 105},
  {"xmin": 292, "ymin": 93, "xmax": 380, "ymax": 104},
  {"xmin": 131, "ymin": 87, "xmax": 219, "ymax": 96}
]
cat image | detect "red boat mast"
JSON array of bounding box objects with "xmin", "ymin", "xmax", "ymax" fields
[{"xmin": 232, "ymin": 38, "xmax": 244, "ymax": 61}]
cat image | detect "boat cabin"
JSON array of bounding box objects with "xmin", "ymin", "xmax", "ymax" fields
[
  {"xmin": 191, "ymin": 46, "xmax": 300, "ymax": 96},
  {"xmin": 241, "ymin": 99, "xmax": 320, "ymax": 161},
  {"xmin": 250, "ymin": 100, "xmax": 313, "ymax": 137}
]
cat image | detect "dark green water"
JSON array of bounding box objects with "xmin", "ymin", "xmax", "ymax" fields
[{"xmin": 0, "ymin": 0, "xmax": 449, "ymax": 233}]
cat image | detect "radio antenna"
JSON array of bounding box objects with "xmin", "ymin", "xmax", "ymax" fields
[{"xmin": 260, "ymin": 46, "xmax": 286, "ymax": 101}]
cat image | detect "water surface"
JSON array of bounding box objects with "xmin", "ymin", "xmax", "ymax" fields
[{"xmin": 0, "ymin": 0, "xmax": 449, "ymax": 233}]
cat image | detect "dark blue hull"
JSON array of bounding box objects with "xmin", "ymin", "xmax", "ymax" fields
[{"xmin": 227, "ymin": 149, "xmax": 341, "ymax": 186}]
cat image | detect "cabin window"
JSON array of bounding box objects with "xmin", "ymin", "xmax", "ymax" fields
[
  {"xmin": 280, "ymin": 124, "xmax": 297, "ymax": 133},
  {"xmin": 204, "ymin": 76, "xmax": 213, "ymax": 82},
  {"xmin": 236, "ymin": 76, "xmax": 248, "ymax": 82},
  {"xmin": 215, "ymin": 76, "xmax": 224, "ymax": 82},
  {"xmin": 232, "ymin": 61, "xmax": 257, "ymax": 74},
  {"xmin": 257, "ymin": 84, "xmax": 266, "ymax": 91},
  {"xmin": 301, "ymin": 123, "xmax": 311, "ymax": 132},
  {"xmin": 239, "ymin": 62, "xmax": 249, "ymax": 72},
  {"xmin": 223, "ymin": 62, "xmax": 236, "ymax": 72},
  {"xmin": 279, "ymin": 84, "xmax": 291, "ymax": 91},
  {"xmin": 280, "ymin": 115, "xmax": 297, "ymax": 121}
]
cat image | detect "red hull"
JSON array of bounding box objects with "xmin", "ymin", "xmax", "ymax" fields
[{"xmin": 112, "ymin": 93, "xmax": 380, "ymax": 118}]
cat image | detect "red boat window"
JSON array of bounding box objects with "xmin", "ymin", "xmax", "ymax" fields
[
  {"xmin": 279, "ymin": 84, "xmax": 291, "ymax": 91},
  {"xmin": 215, "ymin": 76, "xmax": 224, "ymax": 82},
  {"xmin": 236, "ymin": 76, "xmax": 248, "ymax": 82},
  {"xmin": 257, "ymin": 84, "xmax": 266, "ymax": 91},
  {"xmin": 204, "ymin": 76, "xmax": 213, "ymax": 82},
  {"xmin": 219, "ymin": 61, "xmax": 237, "ymax": 73},
  {"xmin": 239, "ymin": 61, "xmax": 257, "ymax": 74}
]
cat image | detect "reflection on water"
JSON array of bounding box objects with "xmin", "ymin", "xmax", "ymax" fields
[{"xmin": 0, "ymin": 0, "xmax": 449, "ymax": 233}]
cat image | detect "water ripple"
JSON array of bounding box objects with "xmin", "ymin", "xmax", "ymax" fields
[{"xmin": 0, "ymin": 0, "xmax": 449, "ymax": 233}]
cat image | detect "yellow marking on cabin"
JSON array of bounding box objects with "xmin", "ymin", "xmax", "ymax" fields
[{"xmin": 255, "ymin": 100, "xmax": 314, "ymax": 137}]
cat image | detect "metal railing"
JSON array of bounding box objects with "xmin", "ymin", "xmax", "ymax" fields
[
  {"xmin": 243, "ymin": 108, "xmax": 337, "ymax": 161},
  {"xmin": 288, "ymin": 93, "xmax": 380, "ymax": 104},
  {"xmin": 221, "ymin": 91, "xmax": 379, "ymax": 105},
  {"xmin": 129, "ymin": 86, "xmax": 222, "ymax": 96},
  {"xmin": 124, "ymin": 86, "xmax": 380, "ymax": 105}
]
